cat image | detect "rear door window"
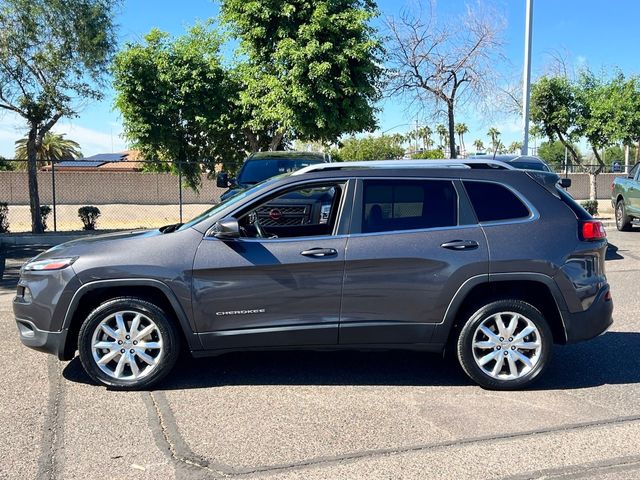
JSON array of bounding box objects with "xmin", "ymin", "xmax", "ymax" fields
[
  {"xmin": 362, "ymin": 179, "xmax": 458, "ymax": 233},
  {"xmin": 463, "ymin": 181, "xmax": 530, "ymax": 222}
]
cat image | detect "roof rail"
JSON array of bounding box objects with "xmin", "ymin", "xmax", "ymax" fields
[{"xmin": 292, "ymin": 159, "xmax": 516, "ymax": 175}]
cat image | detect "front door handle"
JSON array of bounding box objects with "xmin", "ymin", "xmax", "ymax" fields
[
  {"xmin": 300, "ymin": 248, "xmax": 338, "ymax": 258},
  {"xmin": 440, "ymin": 240, "xmax": 479, "ymax": 250}
]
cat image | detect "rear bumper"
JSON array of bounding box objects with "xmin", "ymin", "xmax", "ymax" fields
[
  {"xmin": 15, "ymin": 318, "xmax": 68, "ymax": 360},
  {"xmin": 562, "ymin": 286, "xmax": 613, "ymax": 343}
]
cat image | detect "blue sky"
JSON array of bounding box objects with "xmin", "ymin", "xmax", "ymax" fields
[{"xmin": 1, "ymin": 0, "xmax": 638, "ymax": 157}]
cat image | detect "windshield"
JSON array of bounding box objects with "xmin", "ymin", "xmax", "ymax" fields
[
  {"xmin": 238, "ymin": 158, "xmax": 325, "ymax": 185},
  {"xmin": 178, "ymin": 176, "xmax": 283, "ymax": 231}
]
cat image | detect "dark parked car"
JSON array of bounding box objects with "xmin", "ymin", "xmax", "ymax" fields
[
  {"xmin": 217, "ymin": 151, "xmax": 331, "ymax": 201},
  {"xmin": 14, "ymin": 159, "xmax": 612, "ymax": 390},
  {"xmin": 468, "ymin": 154, "xmax": 552, "ymax": 172}
]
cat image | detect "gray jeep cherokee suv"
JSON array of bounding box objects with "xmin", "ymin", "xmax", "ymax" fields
[{"xmin": 13, "ymin": 160, "xmax": 613, "ymax": 390}]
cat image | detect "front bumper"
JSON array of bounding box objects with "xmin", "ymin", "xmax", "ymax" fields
[
  {"xmin": 15, "ymin": 318, "xmax": 68, "ymax": 359},
  {"xmin": 562, "ymin": 286, "xmax": 613, "ymax": 343}
]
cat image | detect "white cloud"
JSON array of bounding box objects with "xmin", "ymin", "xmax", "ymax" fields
[{"xmin": 0, "ymin": 114, "xmax": 128, "ymax": 158}]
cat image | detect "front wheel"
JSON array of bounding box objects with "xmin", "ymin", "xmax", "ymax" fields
[
  {"xmin": 78, "ymin": 297, "xmax": 180, "ymax": 389},
  {"xmin": 616, "ymin": 200, "xmax": 633, "ymax": 231},
  {"xmin": 456, "ymin": 300, "xmax": 552, "ymax": 390}
]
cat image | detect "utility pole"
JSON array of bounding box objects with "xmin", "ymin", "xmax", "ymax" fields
[{"xmin": 521, "ymin": 0, "xmax": 533, "ymax": 156}]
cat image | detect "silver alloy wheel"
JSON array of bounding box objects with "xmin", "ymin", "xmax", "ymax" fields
[
  {"xmin": 90, "ymin": 310, "xmax": 163, "ymax": 381},
  {"xmin": 471, "ymin": 311, "xmax": 542, "ymax": 380},
  {"xmin": 616, "ymin": 202, "xmax": 623, "ymax": 227}
]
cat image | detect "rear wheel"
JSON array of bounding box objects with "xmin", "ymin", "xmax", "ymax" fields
[
  {"xmin": 456, "ymin": 299, "xmax": 552, "ymax": 390},
  {"xmin": 78, "ymin": 297, "xmax": 180, "ymax": 389},
  {"xmin": 616, "ymin": 200, "xmax": 633, "ymax": 231}
]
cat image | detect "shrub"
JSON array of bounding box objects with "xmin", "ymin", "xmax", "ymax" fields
[
  {"xmin": 0, "ymin": 202, "xmax": 8, "ymax": 233},
  {"xmin": 410, "ymin": 149, "xmax": 445, "ymax": 159},
  {"xmin": 580, "ymin": 200, "xmax": 599, "ymax": 216},
  {"xmin": 40, "ymin": 205, "xmax": 52, "ymax": 231},
  {"xmin": 78, "ymin": 206, "xmax": 101, "ymax": 230}
]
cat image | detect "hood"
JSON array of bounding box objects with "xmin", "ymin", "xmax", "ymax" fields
[{"xmin": 33, "ymin": 229, "xmax": 160, "ymax": 261}]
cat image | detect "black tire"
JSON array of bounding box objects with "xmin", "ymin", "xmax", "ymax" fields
[
  {"xmin": 616, "ymin": 200, "xmax": 633, "ymax": 231},
  {"xmin": 78, "ymin": 297, "xmax": 180, "ymax": 390},
  {"xmin": 456, "ymin": 299, "xmax": 552, "ymax": 390}
]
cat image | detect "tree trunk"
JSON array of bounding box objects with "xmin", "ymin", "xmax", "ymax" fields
[
  {"xmin": 244, "ymin": 130, "xmax": 260, "ymax": 153},
  {"xmin": 269, "ymin": 131, "xmax": 285, "ymax": 151},
  {"xmin": 447, "ymin": 102, "xmax": 457, "ymax": 159},
  {"xmin": 636, "ymin": 140, "xmax": 640, "ymax": 162},
  {"xmin": 589, "ymin": 172, "xmax": 597, "ymax": 201},
  {"xmin": 27, "ymin": 127, "xmax": 44, "ymax": 233}
]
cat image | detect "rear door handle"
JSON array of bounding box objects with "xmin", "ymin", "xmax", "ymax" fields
[
  {"xmin": 440, "ymin": 240, "xmax": 479, "ymax": 250},
  {"xmin": 300, "ymin": 248, "xmax": 338, "ymax": 258}
]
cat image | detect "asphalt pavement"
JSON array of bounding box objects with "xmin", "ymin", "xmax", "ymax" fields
[{"xmin": 0, "ymin": 230, "xmax": 639, "ymax": 479}]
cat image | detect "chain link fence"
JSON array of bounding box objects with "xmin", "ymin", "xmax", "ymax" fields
[{"xmin": 0, "ymin": 160, "xmax": 226, "ymax": 233}]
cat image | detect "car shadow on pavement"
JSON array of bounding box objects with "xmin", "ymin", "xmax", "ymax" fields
[
  {"xmin": 606, "ymin": 242, "xmax": 624, "ymax": 261},
  {"xmin": 62, "ymin": 331, "xmax": 640, "ymax": 391}
]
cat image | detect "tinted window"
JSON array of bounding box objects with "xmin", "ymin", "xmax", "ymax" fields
[
  {"xmin": 511, "ymin": 161, "xmax": 550, "ymax": 172},
  {"xmin": 629, "ymin": 163, "xmax": 639, "ymax": 180},
  {"xmin": 362, "ymin": 180, "xmax": 457, "ymax": 233},
  {"xmin": 238, "ymin": 158, "xmax": 324, "ymax": 184},
  {"xmin": 464, "ymin": 181, "xmax": 530, "ymax": 222}
]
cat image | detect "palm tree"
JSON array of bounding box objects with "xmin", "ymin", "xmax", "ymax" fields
[
  {"xmin": 15, "ymin": 132, "xmax": 82, "ymax": 169},
  {"xmin": 436, "ymin": 124, "xmax": 448, "ymax": 151},
  {"xmin": 454, "ymin": 123, "xmax": 468, "ymax": 155},
  {"xmin": 487, "ymin": 127, "xmax": 501, "ymax": 153},
  {"xmin": 508, "ymin": 141, "xmax": 523, "ymax": 154},
  {"xmin": 472, "ymin": 139, "xmax": 485, "ymax": 152}
]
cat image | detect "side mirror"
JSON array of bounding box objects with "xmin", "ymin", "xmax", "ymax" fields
[
  {"xmin": 216, "ymin": 172, "xmax": 229, "ymax": 188},
  {"xmin": 210, "ymin": 217, "xmax": 240, "ymax": 239},
  {"xmin": 559, "ymin": 178, "xmax": 572, "ymax": 188}
]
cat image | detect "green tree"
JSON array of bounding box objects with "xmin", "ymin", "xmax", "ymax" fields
[
  {"xmin": 472, "ymin": 139, "xmax": 485, "ymax": 152},
  {"xmin": 14, "ymin": 133, "xmax": 82, "ymax": 169},
  {"xmin": 508, "ymin": 141, "xmax": 523, "ymax": 154},
  {"xmin": 455, "ymin": 123, "xmax": 469, "ymax": 154},
  {"xmin": 330, "ymin": 135, "xmax": 405, "ymax": 162},
  {"xmin": 538, "ymin": 140, "xmax": 581, "ymax": 170},
  {"xmin": 487, "ymin": 127, "xmax": 501, "ymax": 152},
  {"xmin": 0, "ymin": 0, "xmax": 118, "ymax": 233},
  {"xmin": 221, "ymin": 0, "xmax": 383, "ymax": 150},
  {"xmin": 0, "ymin": 156, "xmax": 13, "ymax": 171},
  {"xmin": 530, "ymin": 76, "xmax": 582, "ymax": 168},
  {"xmin": 436, "ymin": 124, "xmax": 449, "ymax": 151},
  {"xmin": 113, "ymin": 26, "xmax": 246, "ymax": 188}
]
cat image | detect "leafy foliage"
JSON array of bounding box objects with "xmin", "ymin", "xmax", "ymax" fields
[
  {"xmin": 14, "ymin": 133, "xmax": 82, "ymax": 168},
  {"xmin": 78, "ymin": 206, "xmax": 101, "ymax": 230},
  {"xmin": 580, "ymin": 200, "xmax": 598, "ymax": 216},
  {"xmin": 0, "ymin": 0, "xmax": 119, "ymax": 232},
  {"xmin": 40, "ymin": 205, "xmax": 52, "ymax": 231},
  {"xmin": 410, "ymin": 149, "xmax": 444, "ymax": 159},
  {"xmin": 221, "ymin": 0, "xmax": 383, "ymax": 148},
  {"xmin": 538, "ymin": 140, "xmax": 581, "ymax": 170},
  {"xmin": 113, "ymin": 25, "xmax": 246, "ymax": 189},
  {"xmin": 330, "ymin": 135, "xmax": 405, "ymax": 162}
]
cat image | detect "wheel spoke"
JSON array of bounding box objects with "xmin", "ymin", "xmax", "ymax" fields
[
  {"xmin": 513, "ymin": 325, "xmax": 535, "ymax": 343},
  {"xmin": 114, "ymin": 354, "xmax": 127, "ymax": 377},
  {"xmin": 495, "ymin": 314, "xmax": 508, "ymax": 338},
  {"xmin": 129, "ymin": 353, "xmax": 140, "ymax": 378},
  {"xmin": 479, "ymin": 326, "xmax": 500, "ymax": 343},
  {"xmin": 101, "ymin": 324, "xmax": 118, "ymax": 340},
  {"xmin": 506, "ymin": 353, "xmax": 518, "ymax": 378},
  {"xmin": 506, "ymin": 314, "xmax": 519, "ymax": 337},
  {"xmin": 514, "ymin": 341, "xmax": 540, "ymax": 350},
  {"xmin": 130, "ymin": 314, "xmax": 141, "ymax": 339},
  {"xmin": 134, "ymin": 324, "xmax": 155, "ymax": 341},
  {"xmin": 473, "ymin": 340, "xmax": 495, "ymax": 349},
  {"xmin": 138, "ymin": 341, "xmax": 161, "ymax": 350},
  {"xmin": 491, "ymin": 355, "xmax": 505, "ymax": 376},
  {"xmin": 513, "ymin": 350, "xmax": 533, "ymax": 368},
  {"xmin": 478, "ymin": 350, "xmax": 499, "ymax": 366},
  {"xmin": 94, "ymin": 341, "xmax": 118, "ymax": 350},
  {"xmin": 136, "ymin": 349, "xmax": 156, "ymax": 365},
  {"xmin": 97, "ymin": 349, "xmax": 120, "ymax": 365},
  {"xmin": 115, "ymin": 313, "xmax": 127, "ymax": 337}
]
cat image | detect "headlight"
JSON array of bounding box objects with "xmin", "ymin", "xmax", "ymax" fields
[{"xmin": 23, "ymin": 257, "xmax": 77, "ymax": 271}]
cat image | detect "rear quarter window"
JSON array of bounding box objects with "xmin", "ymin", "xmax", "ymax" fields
[{"xmin": 463, "ymin": 181, "xmax": 530, "ymax": 222}]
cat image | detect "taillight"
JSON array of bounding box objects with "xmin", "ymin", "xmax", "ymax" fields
[{"xmin": 580, "ymin": 220, "xmax": 606, "ymax": 241}]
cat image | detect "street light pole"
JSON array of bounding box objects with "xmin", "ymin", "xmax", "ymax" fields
[{"xmin": 521, "ymin": 0, "xmax": 533, "ymax": 156}]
